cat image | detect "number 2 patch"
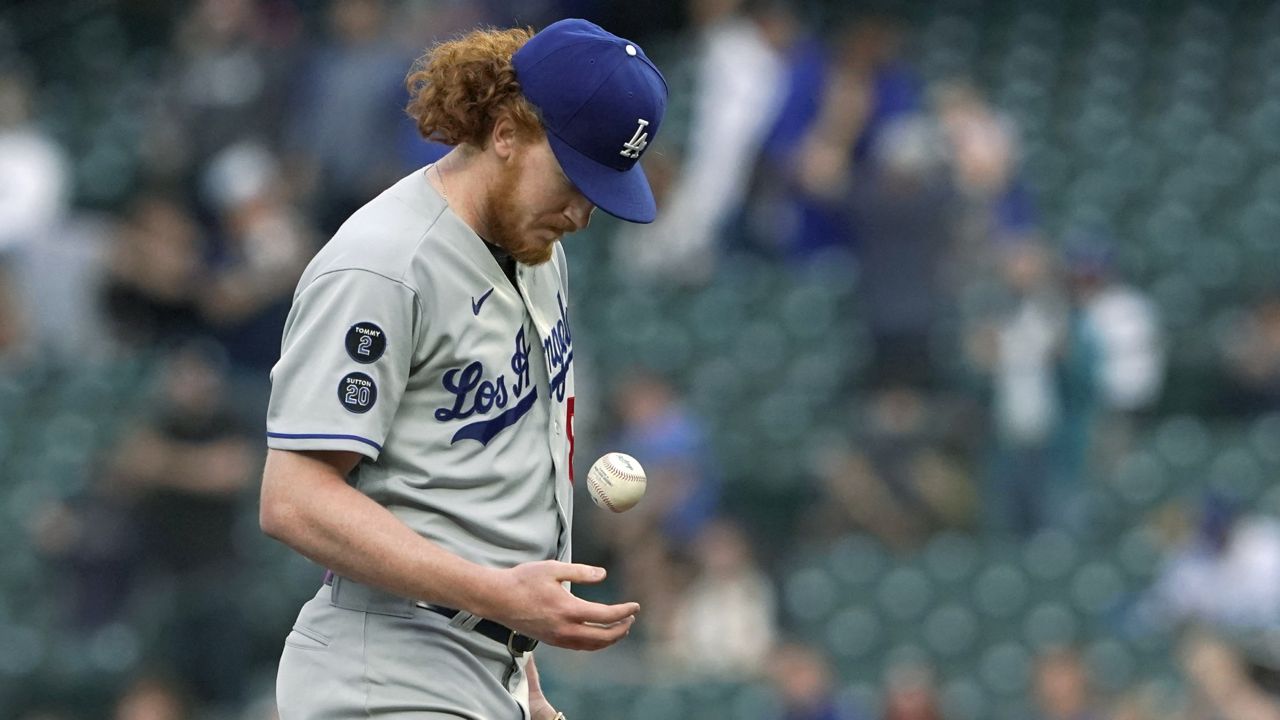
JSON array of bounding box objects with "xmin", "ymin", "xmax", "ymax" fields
[
  {"xmin": 345, "ymin": 322, "xmax": 386, "ymax": 363},
  {"xmin": 338, "ymin": 372, "xmax": 378, "ymax": 413}
]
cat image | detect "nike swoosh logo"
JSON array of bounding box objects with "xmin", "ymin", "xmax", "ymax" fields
[{"xmin": 471, "ymin": 288, "xmax": 495, "ymax": 316}]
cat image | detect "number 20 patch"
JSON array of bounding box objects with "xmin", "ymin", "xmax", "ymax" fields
[{"xmin": 338, "ymin": 372, "xmax": 378, "ymax": 413}]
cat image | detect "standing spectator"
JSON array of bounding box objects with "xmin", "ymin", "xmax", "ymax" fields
[
  {"xmin": 967, "ymin": 240, "xmax": 1070, "ymax": 535},
  {"xmin": 198, "ymin": 140, "xmax": 313, "ymax": 375},
  {"xmin": 106, "ymin": 344, "xmax": 256, "ymax": 705},
  {"xmin": 617, "ymin": 0, "xmax": 799, "ymax": 283},
  {"xmin": 287, "ymin": 0, "xmax": 411, "ymax": 234},
  {"xmin": 149, "ymin": 0, "xmax": 286, "ymax": 181},
  {"xmin": 101, "ymin": 193, "xmax": 209, "ymax": 353},
  {"xmin": 0, "ymin": 64, "xmax": 70, "ymax": 360},
  {"xmin": 1219, "ymin": 293, "xmax": 1280, "ymax": 413},
  {"xmin": 761, "ymin": 13, "xmax": 923, "ymax": 261},
  {"xmin": 1064, "ymin": 235, "xmax": 1163, "ymax": 478},
  {"xmin": 934, "ymin": 80, "xmax": 1038, "ymax": 248},
  {"xmin": 846, "ymin": 115, "xmax": 955, "ymax": 387}
]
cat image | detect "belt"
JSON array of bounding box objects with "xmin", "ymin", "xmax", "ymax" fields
[
  {"xmin": 322, "ymin": 571, "xmax": 539, "ymax": 655},
  {"xmin": 419, "ymin": 603, "xmax": 539, "ymax": 655}
]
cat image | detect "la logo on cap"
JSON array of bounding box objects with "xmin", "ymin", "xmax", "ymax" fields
[{"xmin": 620, "ymin": 118, "xmax": 650, "ymax": 159}]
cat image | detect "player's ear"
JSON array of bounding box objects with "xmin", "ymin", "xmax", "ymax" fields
[{"xmin": 491, "ymin": 114, "xmax": 519, "ymax": 161}]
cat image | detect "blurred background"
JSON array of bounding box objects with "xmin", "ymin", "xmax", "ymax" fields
[{"xmin": 1, "ymin": 0, "xmax": 1279, "ymax": 718}]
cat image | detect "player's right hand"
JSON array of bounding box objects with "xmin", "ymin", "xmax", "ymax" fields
[{"xmin": 480, "ymin": 560, "xmax": 638, "ymax": 651}]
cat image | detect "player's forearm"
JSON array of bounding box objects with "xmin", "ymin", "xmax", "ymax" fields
[{"xmin": 259, "ymin": 449, "xmax": 502, "ymax": 616}]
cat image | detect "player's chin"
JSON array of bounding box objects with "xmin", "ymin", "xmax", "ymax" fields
[{"xmin": 511, "ymin": 239, "xmax": 557, "ymax": 266}]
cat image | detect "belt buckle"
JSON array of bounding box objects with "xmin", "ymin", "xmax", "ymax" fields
[{"xmin": 506, "ymin": 629, "xmax": 538, "ymax": 655}]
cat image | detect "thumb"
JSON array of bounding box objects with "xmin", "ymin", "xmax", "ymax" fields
[{"xmin": 554, "ymin": 562, "xmax": 607, "ymax": 584}]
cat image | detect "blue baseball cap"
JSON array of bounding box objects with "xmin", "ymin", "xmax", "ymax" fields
[{"xmin": 513, "ymin": 19, "xmax": 667, "ymax": 224}]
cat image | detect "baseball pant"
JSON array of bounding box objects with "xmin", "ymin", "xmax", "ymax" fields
[{"xmin": 277, "ymin": 582, "xmax": 531, "ymax": 719}]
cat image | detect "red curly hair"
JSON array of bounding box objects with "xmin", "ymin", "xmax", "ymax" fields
[{"xmin": 405, "ymin": 27, "xmax": 544, "ymax": 149}]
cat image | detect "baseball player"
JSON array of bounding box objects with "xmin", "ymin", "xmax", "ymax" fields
[{"xmin": 259, "ymin": 19, "xmax": 666, "ymax": 720}]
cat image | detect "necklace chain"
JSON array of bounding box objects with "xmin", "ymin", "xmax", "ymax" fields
[{"xmin": 434, "ymin": 163, "xmax": 449, "ymax": 203}]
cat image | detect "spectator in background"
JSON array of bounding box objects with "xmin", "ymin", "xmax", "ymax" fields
[
  {"xmin": 617, "ymin": 0, "xmax": 798, "ymax": 283},
  {"xmin": 392, "ymin": 1, "xmax": 496, "ymax": 172},
  {"xmin": 148, "ymin": 0, "xmax": 287, "ymax": 182},
  {"xmin": 1137, "ymin": 494, "xmax": 1280, "ymax": 633},
  {"xmin": 769, "ymin": 642, "xmax": 864, "ymax": 720},
  {"xmin": 1033, "ymin": 647, "xmax": 1104, "ymax": 720},
  {"xmin": 815, "ymin": 386, "xmax": 973, "ymax": 550},
  {"xmin": 197, "ymin": 140, "xmax": 313, "ymax": 375},
  {"xmin": 934, "ymin": 79, "xmax": 1037, "ymax": 249},
  {"xmin": 1219, "ymin": 293, "xmax": 1280, "ymax": 413},
  {"xmin": 107, "ymin": 343, "xmax": 256, "ymax": 705},
  {"xmin": 846, "ymin": 115, "xmax": 955, "ymax": 387},
  {"xmin": 287, "ymin": 0, "xmax": 411, "ymax": 234},
  {"xmin": 602, "ymin": 369, "xmax": 721, "ymax": 549},
  {"xmin": 113, "ymin": 674, "xmax": 189, "ymax": 720},
  {"xmin": 33, "ymin": 344, "xmax": 257, "ymax": 704},
  {"xmin": 0, "ymin": 63, "xmax": 70, "ymax": 361},
  {"xmin": 102, "ymin": 193, "xmax": 209, "ymax": 352},
  {"xmin": 749, "ymin": 13, "xmax": 922, "ymax": 262},
  {"xmin": 593, "ymin": 369, "xmax": 721, "ymax": 647},
  {"xmin": 881, "ymin": 660, "xmax": 942, "ymax": 720},
  {"xmin": 1178, "ymin": 629, "xmax": 1280, "ymax": 720},
  {"xmin": 659, "ymin": 518, "xmax": 778, "ymax": 677},
  {"xmin": 1063, "ymin": 234, "xmax": 1164, "ymax": 478},
  {"xmin": 968, "ymin": 240, "xmax": 1070, "ymax": 536}
]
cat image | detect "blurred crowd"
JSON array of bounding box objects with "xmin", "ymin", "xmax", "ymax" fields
[{"xmin": 2, "ymin": 0, "xmax": 1279, "ymax": 719}]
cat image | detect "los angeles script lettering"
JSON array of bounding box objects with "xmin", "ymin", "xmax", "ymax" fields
[{"xmin": 434, "ymin": 326, "xmax": 533, "ymax": 422}]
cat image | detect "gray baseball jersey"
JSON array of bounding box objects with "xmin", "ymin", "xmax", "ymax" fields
[{"xmin": 267, "ymin": 164, "xmax": 576, "ymax": 570}]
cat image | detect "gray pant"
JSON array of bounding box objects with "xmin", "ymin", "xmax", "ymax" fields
[{"xmin": 277, "ymin": 580, "xmax": 531, "ymax": 719}]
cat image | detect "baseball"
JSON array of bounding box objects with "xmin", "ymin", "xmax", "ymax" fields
[{"xmin": 587, "ymin": 452, "xmax": 647, "ymax": 513}]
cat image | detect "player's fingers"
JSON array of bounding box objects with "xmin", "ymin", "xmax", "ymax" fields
[
  {"xmin": 551, "ymin": 562, "xmax": 608, "ymax": 585},
  {"xmin": 566, "ymin": 598, "xmax": 640, "ymax": 626},
  {"xmin": 557, "ymin": 615, "xmax": 635, "ymax": 651}
]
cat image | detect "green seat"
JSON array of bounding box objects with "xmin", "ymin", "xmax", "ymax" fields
[
  {"xmin": 979, "ymin": 641, "xmax": 1031, "ymax": 697},
  {"xmin": 1084, "ymin": 639, "xmax": 1137, "ymax": 693},
  {"xmin": 1116, "ymin": 526, "xmax": 1162, "ymax": 582},
  {"xmin": 1070, "ymin": 561, "xmax": 1126, "ymax": 617},
  {"xmin": 1249, "ymin": 412, "xmax": 1280, "ymax": 461},
  {"xmin": 783, "ymin": 566, "xmax": 837, "ymax": 626},
  {"xmin": 940, "ymin": 677, "xmax": 988, "ymax": 720},
  {"xmin": 1152, "ymin": 415, "xmax": 1212, "ymax": 469},
  {"xmin": 1112, "ymin": 450, "xmax": 1168, "ymax": 511},
  {"xmin": 924, "ymin": 604, "xmax": 979, "ymax": 658},
  {"xmin": 973, "ymin": 563, "xmax": 1030, "ymax": 619},
  {"xmin": 1023, "ymin": 528, "xmax": 1079, "ymax": 582},
  {"xmin": 877, "ymin": 567, "xmax": 934, "ymax": 623},
  {"xmin": 1023, "ymin": 601, "xmax": 1079, "ymax": 649},
  {"xmin": 827, "ymin": 534, "xmax": 888, "ymax": 589},
  {"xmin": 627, "ymin": 686, "xmax": 687, "ymax": 720},
  {"xmin": 923, "ymin": 531, "xmax": 980, "ymax": 585},
  {"xmin": 828, "ymin": 606, "xmax": 881, "ymax": 663},
  {"xmin": 1206, "ymin": 445, "xmax": 1265, "ymax": 503},
  {"xmin": 727, "ymin": 684, "xmax": 780, "ymax": 720}
]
